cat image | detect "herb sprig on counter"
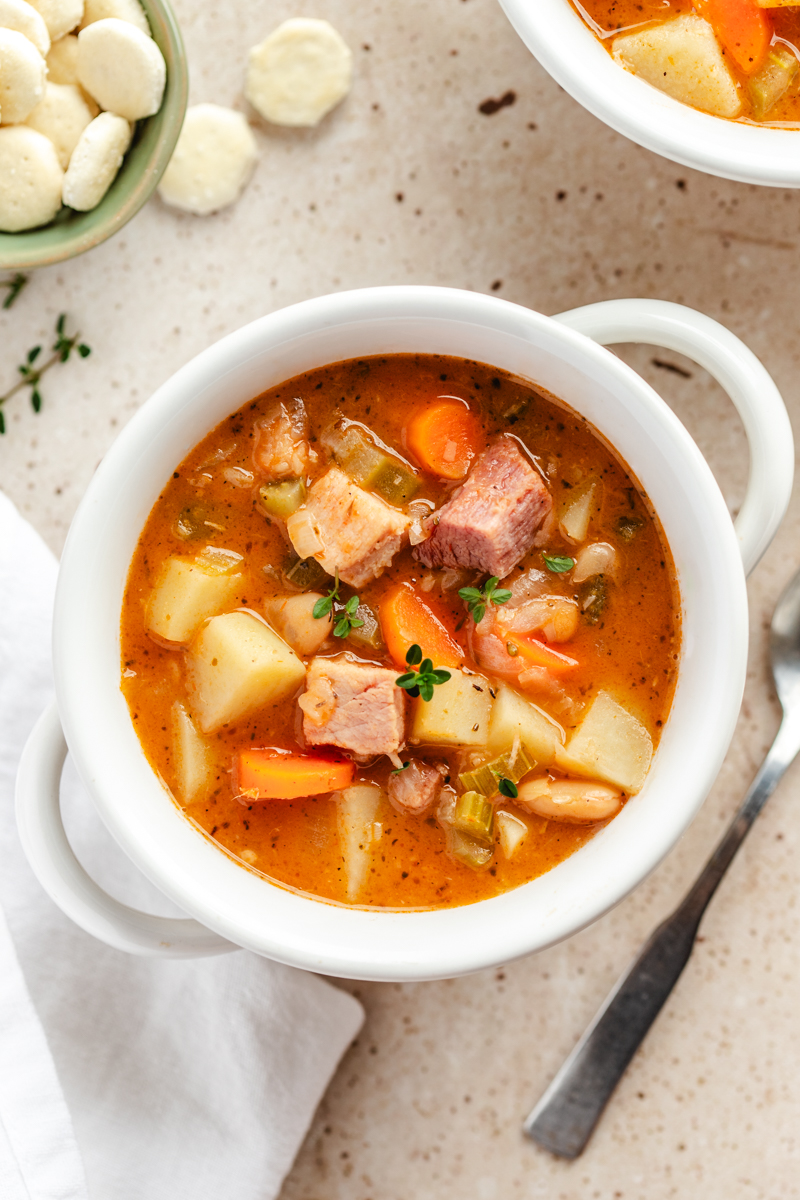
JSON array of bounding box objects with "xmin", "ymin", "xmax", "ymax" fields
[
  {"xmin": 0, "ymin": 314, "xmax": 91, "ymax": 435},
  {"xmin": 1, "ymin": 273, "xmax": 28, "ymax": 310},
  {"xmin": 459, "ymin": 575, "xmax": 512, "ymax": 623},
  {"xmin": 396, "ymin": 643, "xmax": 451, "ymax": 702}
]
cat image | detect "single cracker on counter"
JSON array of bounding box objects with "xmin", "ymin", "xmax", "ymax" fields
[
  {"xmin": 0, "ymin": 124, "xmax": 63, "ymax": 231},
  {"xmin": 79, "ymin": 0, "xmax": 148, "ymax": 34},
  {"xmin": 62, "ymin": 109, "xmax": 130, "ymax": 209},
  {"xmin": 245, "ymin": 17, "xmax": 352, "ymax": 127},
  {"xmin": 25, "ymin": 80, "xmax": 96, "ymax": 167},
  {"xmin": 27, "ymin": 0, "xmax": 83, "ymax": 41},
  {"xmin": 158, "ymin": 103, "xmax": 258, "ymax": 216},
  {"xmin": 0, "ymin": 0, "xmax": 50, "ymax": 57},
  {"xmin": 45, "ymin": 31, "xmax": 78, "ymax": 81},
  {"xmin": 77, "ymin": 17, "xmax": 164, "ymax": 119},
  {"xmin": 0, "ymin": 26, "xmax": 46, "ymax": 123}
]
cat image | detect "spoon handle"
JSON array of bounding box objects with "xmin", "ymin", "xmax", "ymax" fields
[{"xmin": 523, "ymin": 716, "xmax": 800, "ymax": 1160}]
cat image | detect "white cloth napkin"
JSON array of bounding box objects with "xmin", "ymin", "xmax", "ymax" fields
[{"xmin": 0, "ymin": 491, "xmax": 363, "ymax": 1200}]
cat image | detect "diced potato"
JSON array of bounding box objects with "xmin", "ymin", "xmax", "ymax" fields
[
  {"xmin": 172, "ymin": 702, "xmax": 214, "ymax": 803},
  {"xmin": 554, "ymin": 690, "xmax": 653, "ymax": 793},
  {"xmin": 612, "ymin": 16, "xmax": 742, "ymax": 119},
  {"xmin": 409, "ymin": 670, "xmax": 493, "ymax": 747},
  {"xmin": 336, "ymin": 784, "xmax": 382, "ymax": 902},
  {"xmin": 496, "ymin": 809, "xmax": 528, "ymax": 859},
  {"xmin": 263, "ymin": 592, "xmax": 332, "ymax": 656},
  {"xmin": 516, "ymin": 778, "xmax": 623, "ymax": 823},
  {"xmin": 559, "ymin": 481, "xmax": 597, "ymax": 544},
  {"xmin": 187, "ymin": 611, "xmax": 306, "ymax": 733},
  {"xmin": 146, "ymin": 547, "xmax": 243, "ymax": 644},
  {"xmin": 487, "ymin": 683, "xmax": 563, "ymax": 765}
]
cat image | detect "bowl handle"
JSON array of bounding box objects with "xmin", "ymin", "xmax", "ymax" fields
[
  {"xmin": 553, "ymin": 298, "xmax": 794, "ymax": 577},
  {"xmin": 15, "ymin": 700, "xmax": 238, "ymax": 958}
]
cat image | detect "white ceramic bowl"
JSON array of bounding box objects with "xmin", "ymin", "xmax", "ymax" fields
[
  {"xmin": 15, "ymin": 288, "xmax": 794, "ymax": 981},
  {"xmin": 499, "ymin": 0, "xmax": 800, "ymax": 187}
]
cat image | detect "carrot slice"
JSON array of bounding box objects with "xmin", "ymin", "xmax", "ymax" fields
[
  {"xmin": 700, "ymin": 0, "xmax": 771, "ymax": 74},
  {"xmin": 496, "ymin": 626, "xmax": 578, "ymax": 675},
  {"xmin": 238, "ymin": 750, "xmax": 354, "ymax": 799},
  {"xmin": 405, "ymin": 398, "xmax": 481, "ymax": 480},
  {"xmin": 379, "ymin": 582, "xmax": 464, "ymax": 669}
]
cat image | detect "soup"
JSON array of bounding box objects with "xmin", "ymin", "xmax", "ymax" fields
[
  {"xmin": 120, "ymin": 354, "xmax": 680, "ymax": 910},
  {"xmin": 572, "ymin": 0, "xmax": 800, "ymax": 124}
]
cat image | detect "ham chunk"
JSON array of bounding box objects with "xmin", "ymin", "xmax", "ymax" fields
[
  {"xmin": 254, "ymin": 398, "xmax": 316, "ymax": 480},
  {"xmin": 414, "ymin": 439, "xmax": 551, "ymax": 578},
  {"xmin": 387, "ymin": 758, "xmax": 446, "ymax": 816},
  {"xmin": 299, "ymin": 656, "xmax": 405, "ymax": 758},
  {"xmin": 287, "ymin": 466, "xmax": 411, "ymax": 588}
]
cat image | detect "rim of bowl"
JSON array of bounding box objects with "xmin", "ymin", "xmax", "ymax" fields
[
  {"xmin": 499, "ymin": 0, "xmax": 800, "ymax": 187},
  {"xmin": 0, "ymin": 0, "xmax": 188, "ymax": 270},
  {"xmin": 53, "ymin": 287, "xmax": 749, "ymax": 981}
]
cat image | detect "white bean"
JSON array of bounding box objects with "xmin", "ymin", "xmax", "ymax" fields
[{"xmin": 516, "ymin": 777, "xmax": 623, "ymax": 823}]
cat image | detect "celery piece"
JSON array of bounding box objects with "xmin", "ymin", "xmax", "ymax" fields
[
  {"xmin": 175, "ymin": 504, "xmax": 225, "ymax": 540},
  {"xmin": 347, "ymin": 602, "xmax": 385, "ymax": 652},
  {"xmin": 371, "ymin": 460, "xmax": 419, "ymax": 505},
  {"xmin": 453, "ymin": 790, "xmax": 495, "ymax": 846},
  {"xmin": 458, "ymin": 744, "xmax": 536, "ymax": 797},
  {"xmin": 458, "ymin": 763, "xmax": 499, "ymax": 796},
  {"xmin": 615, "ymin": 514, "xmax": 643, "ymax": 542},
  {"xmin": 259, "ymin": 478, "xmax": 306, "ymax": 520},
  {"xmin": 749, "ymin": 45, "xmax": 799, "ymax": 121},
  {"xmin": 449, "ymin": 829, "xmax": 494, "ymax": 870},
  {"xmin": 282, "ymin": 554, "xmax": 331, "ymax": 591},
  {"xmin": 326, "ymin": 421, "xmax": 418, "ymax": 504},
  {"xmin": 330, "ymin": 425, "xmax": 386, "ymax": 485},
  {"xmin": 578, "ymin": 576, "xmax": 608, "ymax": 625}
]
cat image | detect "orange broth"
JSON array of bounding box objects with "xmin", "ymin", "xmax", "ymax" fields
[{"xmin": 120, "ymin": 354, "xmax": 680, "ymax": 909}]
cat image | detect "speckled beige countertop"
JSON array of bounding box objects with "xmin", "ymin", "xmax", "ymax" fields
[{"xmin": 2, "ymin": 0, "xmax": 800, "ymax": 1195}]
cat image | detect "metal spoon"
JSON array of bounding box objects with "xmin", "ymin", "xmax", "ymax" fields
[{"xmin": 523, "ymin": 566, "xmax": 800, "ymax": 1160}]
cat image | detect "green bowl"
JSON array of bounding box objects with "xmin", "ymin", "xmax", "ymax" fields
[{"xmin": 0, "ymin": 0, "xmax": 188, "ymax": 270}]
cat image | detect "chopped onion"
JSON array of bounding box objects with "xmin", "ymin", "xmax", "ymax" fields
[
  {"xmin": 222, "ymin": 466, "xmax": 255, "ymax": 487},
  {"xmin": 286, "ymin": 508, "xmax": 325, "ymax": 558},
  {"xmin": 572, "ymin": 542, "xmax": 618, "ymax": 584},
  {"xmin": 409, "ymin": 516, "xmax": 429, "ymax": 546}
]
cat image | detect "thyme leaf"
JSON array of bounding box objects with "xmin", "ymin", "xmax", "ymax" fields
[
  {"xmin": 543, "ymin": 553, "xmax": 575, "ymax": 573},
  {"xmin": 1, "ymin": 273, "xmax": 28, "ymax": 310},
  {"xmin": 498, "ymin": 777, "xmax": 519, "ymax": 798},
  {"xmin": 312, "ymin": 570, "xmax": 365, "ymax": 638},
  {"xmin": 458, "ymin": 576, "xmax": 513, "ymax": 623},
  {"xmin": 396, "ymin": 644, "xmax": 451, "ymax": 702},
  {"xmin": 0, "ymin": 313, "xmax": 91, "ymax": 435}
]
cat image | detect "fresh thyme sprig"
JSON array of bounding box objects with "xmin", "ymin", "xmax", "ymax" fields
[
  {"xmin": 333, "ymin": 595, "xmax": 364, "ymax": 639},
  {"xmin": 0, "ymin": 313, "xmax": 91, "ymax": 435},
  {"xmin": 311, "ymin": 568, "xmax": 365, "ymax": 639},
  {"xmin": 543, "ymin": 553, "xmax": 575, "ymax": 573},
  {"xmin": 458, "ymin": 575, "xmax": 512, "ymax": 623},
  {"xmin": 1, "ymin": 273, "xmax": 28, "ymax": 310},
  {"xmin": 395, "ymin": 643, "xmax": 451, "ymax": 702}
]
